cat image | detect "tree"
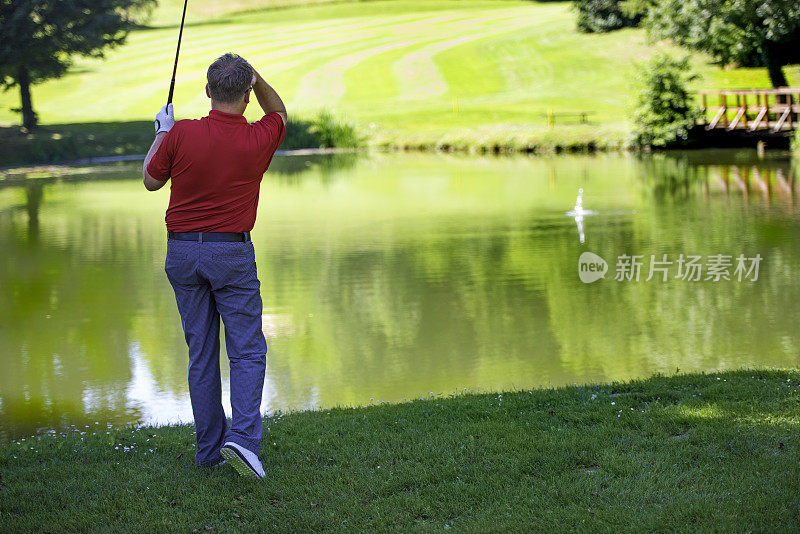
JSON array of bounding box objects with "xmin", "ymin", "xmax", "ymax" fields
[
  {"xmin": 573, "ymin": 0, "xmax": 642, "ymax": 33},
  {"xmin": 631, "ymin": 54, "xmax": 701, "ymax": 147},
  {"xmin": 644, "ymin": 0, "xmax": 800, "ymax": 88},
  {"xmin": 0, "ymin": 0, "xmax": 156, "ymax": 130}
]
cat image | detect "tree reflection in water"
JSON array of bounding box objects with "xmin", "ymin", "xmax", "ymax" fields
[{"xmin": 0, "ymin": 151, "xmax": 797, "ymax": 438}]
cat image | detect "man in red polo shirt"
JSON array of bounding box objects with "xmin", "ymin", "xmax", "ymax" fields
[{"xmin": 142, "ymin": 53, "xmax": 286, "ymax": 479}]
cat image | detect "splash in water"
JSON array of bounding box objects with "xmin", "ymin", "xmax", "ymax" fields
[
  {"xmin": 565, "ymin": 189, "xmax": 633, "ymax": 244},
  {"xmin": 566, "ymin": 188, "xmax": 592, "ymax": 243},
  {"xmin": 573, "ymin": 188, "xmax": 584, "ymax": 214}
]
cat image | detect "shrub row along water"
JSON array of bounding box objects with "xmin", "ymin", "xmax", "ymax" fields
[{"xmin": 0, "ymin": 111, "xmax": 362, "ymax": 167}]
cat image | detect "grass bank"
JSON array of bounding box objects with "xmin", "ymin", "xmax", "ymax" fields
[
  {"xmin": 1, "ymin": 369, "xmax": 798, "ymax": 531},
  {"xmin": 2, "ymin": 0, "xmax": 799, "ymax": 164}
]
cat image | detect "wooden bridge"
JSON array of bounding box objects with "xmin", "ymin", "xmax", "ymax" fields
[{"xmin": 699, "ymin": 88, "xmax": 800, "ymax": 132}]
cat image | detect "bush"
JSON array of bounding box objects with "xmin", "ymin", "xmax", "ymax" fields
[
  {"xmin": 283, "ymin": 117, "xmax": 322, "ymax": 149},
  {"xmin": 631, "ymin": 54, "xmax": 701, "ymax": 148},
  {"xmin": 573, "ymin": 0, "xmax": 642, "ymax": 33},
  {"xmin": 0, "ymin": 111, "xmax": 365, "ymax": 167},
  {"xmin": 310, "ymin": 110, "xmax": 363, "ymax": 148},
  {"xmin": 281, "ymin": 111, "xmax": 365, "ymax": 150},
  {"xmin": 0, "ymin": 122, "xmax": 153, "ymax": 166}
]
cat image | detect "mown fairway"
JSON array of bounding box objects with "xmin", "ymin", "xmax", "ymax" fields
[{"xmin": 0, "ymin": 0, "xmax": 796, "ymax": 146}]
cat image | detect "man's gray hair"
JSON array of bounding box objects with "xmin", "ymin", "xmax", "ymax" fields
[{"xmin": 207, "ymin": 53, "xmax": 253, "ymax": 104}]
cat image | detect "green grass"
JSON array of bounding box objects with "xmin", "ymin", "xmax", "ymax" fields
[
  {"xmin": 1, "ymin": 0, "xmax": 799, "ymax": 160},
  {"xmin": 1, "ymin": 369, "xmax": 798, "ymax": 531}
]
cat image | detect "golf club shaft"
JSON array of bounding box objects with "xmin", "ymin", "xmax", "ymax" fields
[{"xmin": 167, "ymin": 0, "xmax": 189, "ymax": 105}]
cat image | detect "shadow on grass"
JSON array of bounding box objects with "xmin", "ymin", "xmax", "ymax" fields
[
  {"xmin": 0, "ymin": 121, "xmax": 154, "ymax": 167},
  {"xmin": 0, "ymin": 116, "xmax": 361, "ymax": 168}
]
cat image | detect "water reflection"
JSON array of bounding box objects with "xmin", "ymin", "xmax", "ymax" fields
[
  {"xmin": 640, "ymin": 150, "xmax": 797, "ymax": 208},
  {"xmin": 0, "ymin": 151, "xmax": 798, "ymax": 438}
]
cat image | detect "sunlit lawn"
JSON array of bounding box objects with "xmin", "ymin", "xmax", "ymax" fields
[
  {"xmin": 1, "ymin": 369, "xmax": 797, "ymax": 531},
  {"xmin": 1, "ymin": 0, "xmax": 797, "ymax": 150}
]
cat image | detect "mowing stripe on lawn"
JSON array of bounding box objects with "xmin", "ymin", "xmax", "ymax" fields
[
  {"xmin": 291, "ymin": 14, "xmax": 531, "ymax": 108},
  {"xmin": 2, "ymin": 0, "xmax": 793, "ymax": 150}
]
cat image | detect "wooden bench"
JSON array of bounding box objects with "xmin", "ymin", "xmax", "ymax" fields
[{"xmin": 539, "ymin": 111, "xmax": 596, "ymax": 127}]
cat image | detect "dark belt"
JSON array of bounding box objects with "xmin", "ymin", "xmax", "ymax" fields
[{"xmin": 168, "ymin": 231, "xmax": 251, "ymax": 242}]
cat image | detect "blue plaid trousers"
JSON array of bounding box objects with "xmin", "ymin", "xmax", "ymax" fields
[{"xmin": 165, "ymin": 237, "xmax": 267, "ymax": 466}]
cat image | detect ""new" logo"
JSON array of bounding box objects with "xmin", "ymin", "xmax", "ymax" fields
[{"xmin": 578, "ymin": 252, "xmax": 607, "ymax": 283}]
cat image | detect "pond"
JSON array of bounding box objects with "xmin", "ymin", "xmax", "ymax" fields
[{"xmin": 1, "ymin": 150, "xmax": 798, "ymax": 438}]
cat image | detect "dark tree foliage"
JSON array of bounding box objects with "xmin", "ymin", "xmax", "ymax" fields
[
  {"xmin": 573, "ymin": 0, "xmax": 643, "ymax": 33},
  {"xmin": 0, "ymin": 0, "xmax": 156, "ymax": 129},
  {"xmin": 645, "ymin": 0, "xmax": 800, "ymax": 88}
]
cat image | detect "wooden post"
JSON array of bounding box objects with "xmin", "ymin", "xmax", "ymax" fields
[
  {"xmin": 742, "ymin": 94, "xmax": 748, "ymax": 129},
  {"xmin": 722, "ymin": 94, "xmax": 728, "ymax": 127},
  {"xmin": 701, "ymin": 94, "xmax": 707, "ymax": 125},
  {"xmin": 765, "ymin": 92, "xmax": 770, "ymax": 130}
]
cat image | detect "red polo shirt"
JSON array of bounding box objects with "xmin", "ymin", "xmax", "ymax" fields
[{"xmin": 147, "ymin": 110, "xmax": 285, "ymax": 232}]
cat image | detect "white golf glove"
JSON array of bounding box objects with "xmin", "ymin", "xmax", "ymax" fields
[{"xmin": 155, "ymin": 104, "xmax": 174, "ymax": 134}]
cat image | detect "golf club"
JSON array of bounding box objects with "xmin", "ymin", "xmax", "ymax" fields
[{"xmin": 167, "ymin": 0, "xmax": 189, "ymax": 105}]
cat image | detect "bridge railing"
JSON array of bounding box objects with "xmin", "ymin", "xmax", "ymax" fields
[{"xmin": 698, "ymin": 88, "xmax": 800, "ymax": 132}]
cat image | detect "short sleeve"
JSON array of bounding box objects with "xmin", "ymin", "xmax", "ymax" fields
[
  {"xmin": 254, "ymin": 112, "xmax": 286, "ymax": 153},
  {"xmin": 146, "ymin": 127, "xmax": 179, "ymax": 181}
]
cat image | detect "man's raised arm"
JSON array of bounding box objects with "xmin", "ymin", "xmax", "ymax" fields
[
  {"xmin": 251, "ymin": 69, "xmax": 287, "ymax": 125},
  {"xmin": 142, "ymin": 104, "xmax": 173, "ymax": 191},
  {"xmin": 143, "ymin": 132, "xmax": 168, "ymax": 191}
]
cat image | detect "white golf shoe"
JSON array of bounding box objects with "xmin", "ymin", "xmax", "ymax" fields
[{"xmin": 220, "ymin": 441, "xmax": 265, "ymax": 479}]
